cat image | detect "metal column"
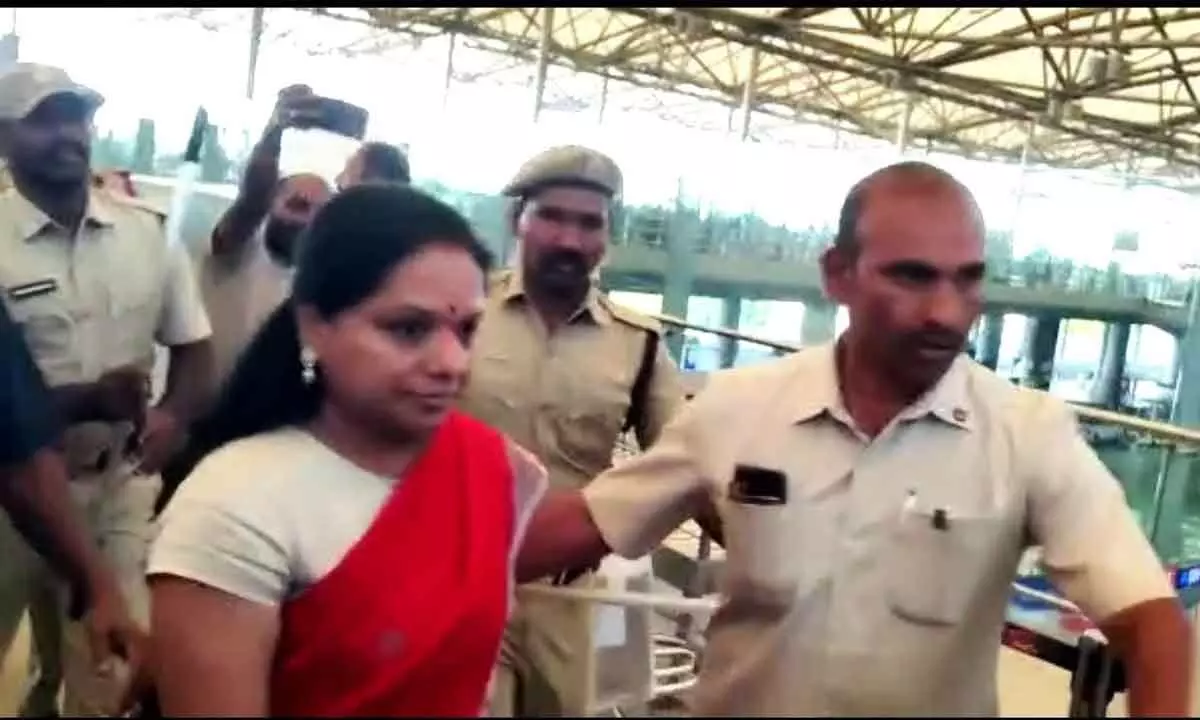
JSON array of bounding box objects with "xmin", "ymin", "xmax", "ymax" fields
[
  {"xmin": 245, "ymin": 8, "xmax": 264, "ymax": 101},
  {"xmin": 895, "ymin": 94, "xmax": 913, "ymax": 155},
  {"xmin": 736, "ymin": 47, "xmax": 760, "ymax": 142},
  {"xmin": 441, "ymin": 33, "xmax": 457, "ymax": 111},
  {"xmin": 532, "ymin": 7, "xmax": 555, "ymax": 123},
  {"xmin": 1089, "ymin": 322, "xmax": 1131, "ymax": 409},
  {"xmin": 597, "ymin": 75, "xmax": 608, "ymax": 125},
  {"xmin": 1158, "ymin": 279, "xmax": 1200, "ymax": 562},
  {"xmin": 0, "ymin": 9, "xmax": 18, "ymax": 72}
]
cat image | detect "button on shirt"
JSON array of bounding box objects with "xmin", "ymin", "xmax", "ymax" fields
[
  {"xmin": 583, "ymin": 344, "xmax": 1173, "ymax": 716},
  {"xmin": 458, "ymin": 269, "xmax": 683, "ymax": 490}
]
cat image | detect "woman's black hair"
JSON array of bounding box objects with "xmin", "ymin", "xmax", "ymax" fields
[
  {"xmin": 359, "ymin": 141, "xmax": 411, "ymax": 184},
  {"xmin": 175, "ymin": 184, "xmax": 492, "ymax": 482}
]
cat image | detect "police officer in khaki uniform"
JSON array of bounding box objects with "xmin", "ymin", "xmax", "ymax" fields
[
  {"xmin": 0, "ymin": 63, "xmax": 214, "ymax": 717},
  {"xmin": 458, "ymin": 146, "xmax": 684, "ymax": 717},
  {"xmin": 517, "ymin": 162, "xmax": 1191, "ymax": 716}
]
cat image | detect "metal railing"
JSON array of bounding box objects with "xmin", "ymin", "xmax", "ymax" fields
[{"xmin": 648, "ymin": 311, "xmax": 1200, "ymax": 446}]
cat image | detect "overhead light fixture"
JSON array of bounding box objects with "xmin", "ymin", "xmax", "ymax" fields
[
  {"xmin": 1106, "ymin": 50, "xmax": 1130, "ymax": 84},
  {"xmin": 1085, "ymin": 50, "xmax": 1130, "ymax": 87},
  {"xmin": 1086, "ymin": 54, "xmax": 1107, "ymax": 87},
  {"xmin": 1062, "ymin": 99, "xmax": 1083, "ymax": 122},
  {"xmin": 671, "ymin": 11, "xmax": 710, "ymax": 40}
]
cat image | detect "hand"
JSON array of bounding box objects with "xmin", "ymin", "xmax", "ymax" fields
[
  {"xmin": 135, "ymin": 408, "xmax": 183, "ymax": 476},
  {"xmin": 90, "ymin": 366, "xmax": 150, "ymax": 424},
  {"xmin": 83, "ymin": 579, "xmax": 148, "ymax": 715},
  {"xmin": 268, "ymin": 84, "xmax": 323, "ymax": 131}
]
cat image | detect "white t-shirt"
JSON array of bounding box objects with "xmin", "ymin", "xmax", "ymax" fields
[
  {"xmin": 200, "ymin": 229, "xmax": 295, "ymax": 384},
  {"xmin": 148, "ymin": 427, "xmax": 547, "ymax": 607}
]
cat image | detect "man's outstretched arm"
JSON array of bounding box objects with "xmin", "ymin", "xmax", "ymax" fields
[
  {"xmin": 517, "ymin": 392, "xmax": 715, "ymax": 582},
  {"xmin": 1030, "ymin": 401, "xmax": 1192, "ymax": 717}
]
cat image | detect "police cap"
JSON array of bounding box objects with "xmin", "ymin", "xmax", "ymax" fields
[{"xmin": 502, "ymin": 145, "xmax": 623, "ymax": 200}]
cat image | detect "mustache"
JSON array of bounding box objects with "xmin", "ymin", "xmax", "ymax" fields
[
  {"xmin": 906, "ymin": 327, "xmax": 968, "ymax": 350},
  {"xmin": 537, "ymin": 249, "xmax": 588, "ymax": 273}
]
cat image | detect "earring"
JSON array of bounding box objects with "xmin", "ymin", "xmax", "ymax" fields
[{"xmin": 300, "ymin": 346, "xmax": 318, "ymax": 385}]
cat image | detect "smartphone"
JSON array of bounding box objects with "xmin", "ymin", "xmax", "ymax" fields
[{"xmin": 307, "ymin": 97, "xmax": 369, "ymax": 140}]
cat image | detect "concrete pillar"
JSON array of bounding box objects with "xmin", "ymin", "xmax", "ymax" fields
[
  {"xmin": 1158, "ymin": 282, "xmax": 1200, "ymax": 563},
  {"xmin": 976, "ymin": 313, "xmax": 1004, "ymax": 370},
  {"xmin": 661, "ymin": 185, "xmax": 697, "ymax": 361},
  {"xmin": 801, "ymin": 299, "xmax": 838, "ymax": 347},
  {"xmin": 1089, "ymin": 322, "xmax": 1131, "ymax": 408},
  {"xmin": 0, "ymin": 32, "xmax": 18, "ymax": 72},
  {"xmin": 719, "ymin": 296, "xmax": 742, "ymax": 369},
  {"xmin": 1021, "ymin": 315, "xmax": 1060, "ymax": 390}
]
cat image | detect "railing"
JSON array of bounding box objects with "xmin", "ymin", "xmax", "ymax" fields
[{"xmin": 650, "ymin": 311, "xmax": 1200, "ymax": 445}]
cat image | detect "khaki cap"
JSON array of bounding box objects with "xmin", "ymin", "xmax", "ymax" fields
[
  {"xmin": 0, "ymin": 63, "xmax": 103, "ymax": 121},
  {"xmin": 502, "ymin": 145, "xmax": 623, "ymax": 199}
]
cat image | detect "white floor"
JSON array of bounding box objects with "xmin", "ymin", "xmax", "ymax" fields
[{"xmin": 0, "ymin": 613, "xmax": 1126, "ymax": 718}]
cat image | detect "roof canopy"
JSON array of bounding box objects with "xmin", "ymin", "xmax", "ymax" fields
[{"xmin": 304, "ymin": 7, "xmax": 1200, "ymax": 178}]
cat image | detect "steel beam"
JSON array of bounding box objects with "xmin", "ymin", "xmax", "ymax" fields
[
  {"xmin": 532, "ymin": 7, "xmax": 554, "ymax": 123},
  {"xmin": 896, "ymin": 93, "xmax": 914, "ymax": 154},
  {"xmin": 737, "ymin": 46, "xmax": 760, "ymax": 142},
  {"xmin": 442, "ymin": 32, "xmax": 456, "ymax": 110},
  {"xmin": 246, "ymin": 8, "xmax": 264, "ymax": 101}
]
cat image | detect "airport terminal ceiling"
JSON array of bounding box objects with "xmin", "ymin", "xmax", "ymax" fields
[{"xmin": 289, "ymin": 7, "xmax": 1200, "ymax": 180}]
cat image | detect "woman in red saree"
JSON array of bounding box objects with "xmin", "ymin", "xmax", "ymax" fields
[{"xmin": 147, "ymin": 185, "xmax": 546, "ymax": 716}]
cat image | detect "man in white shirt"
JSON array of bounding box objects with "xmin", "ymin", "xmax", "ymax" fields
[
  {"xmin": 517, "ymin": 161, "xmax": 1192, "ymax": 717},
  {"xmin": 202, "ymin": 171, "xmax": 331, "ymax": 383},
  {"xmin": 200, "ymin": 84, "xmax": 334, "ymax": 383},
  {"xmin": 156, "ymin": 88, "xmax": 332, "ymax": 515}
]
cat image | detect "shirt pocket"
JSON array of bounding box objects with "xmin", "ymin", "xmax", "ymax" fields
[
  {"xmin": 106, "ymin": 272, "xmax": 162, "ymax": 367},
  {"xmin": 461, "ymin": 351, "xmax": 525, "ymax": 426},
  {"xmin": 552, "ymin": 369, "xmax": 631, "ymax": 474},
  {"xmin": 721, "ymin": 498, "xmax": 804, "ymax": 610},
  {"xmin": 887, "ymin": 504, "xmax": 1005, "ymax": 626}
]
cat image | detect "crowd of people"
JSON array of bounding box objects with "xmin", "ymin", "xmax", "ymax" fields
[{"xmin": 0, "ymin": 61, "xmax": 1191, "ymax": 718}]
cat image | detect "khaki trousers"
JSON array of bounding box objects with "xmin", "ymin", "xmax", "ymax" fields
[{"xmin": 490, "ymin": 577, "xmax": 595, "ymax": 717}]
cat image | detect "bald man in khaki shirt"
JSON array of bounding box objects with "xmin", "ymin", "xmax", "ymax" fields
[
  {"xmin": 459, "ymin": 146, "xmax": 684, "ymax": 716},
  {"xmin": 518, "ymin": 161, "xmax": 1191, "ymax": 716}
]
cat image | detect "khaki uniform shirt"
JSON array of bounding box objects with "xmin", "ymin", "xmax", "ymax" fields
[
  {"xmin": 458, "ymin": 269, "xmax": 684, "ymax": 490},
  {"xmin": 584, "ymin": 345, "xmax": 1173, "ymax": 716},
  {"xmin": 0, "ymin": 186, "xmax": 211, "ymax": 474}
]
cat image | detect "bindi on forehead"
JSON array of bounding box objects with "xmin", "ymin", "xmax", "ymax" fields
[{"xmin": 442, "ymin": 301, "xmax": 485, "ymax": 321}]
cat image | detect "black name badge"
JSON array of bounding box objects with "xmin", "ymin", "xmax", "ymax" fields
[{"xmin": 730, "ymin": 464, "xmax": 788, "ymax": 506}]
